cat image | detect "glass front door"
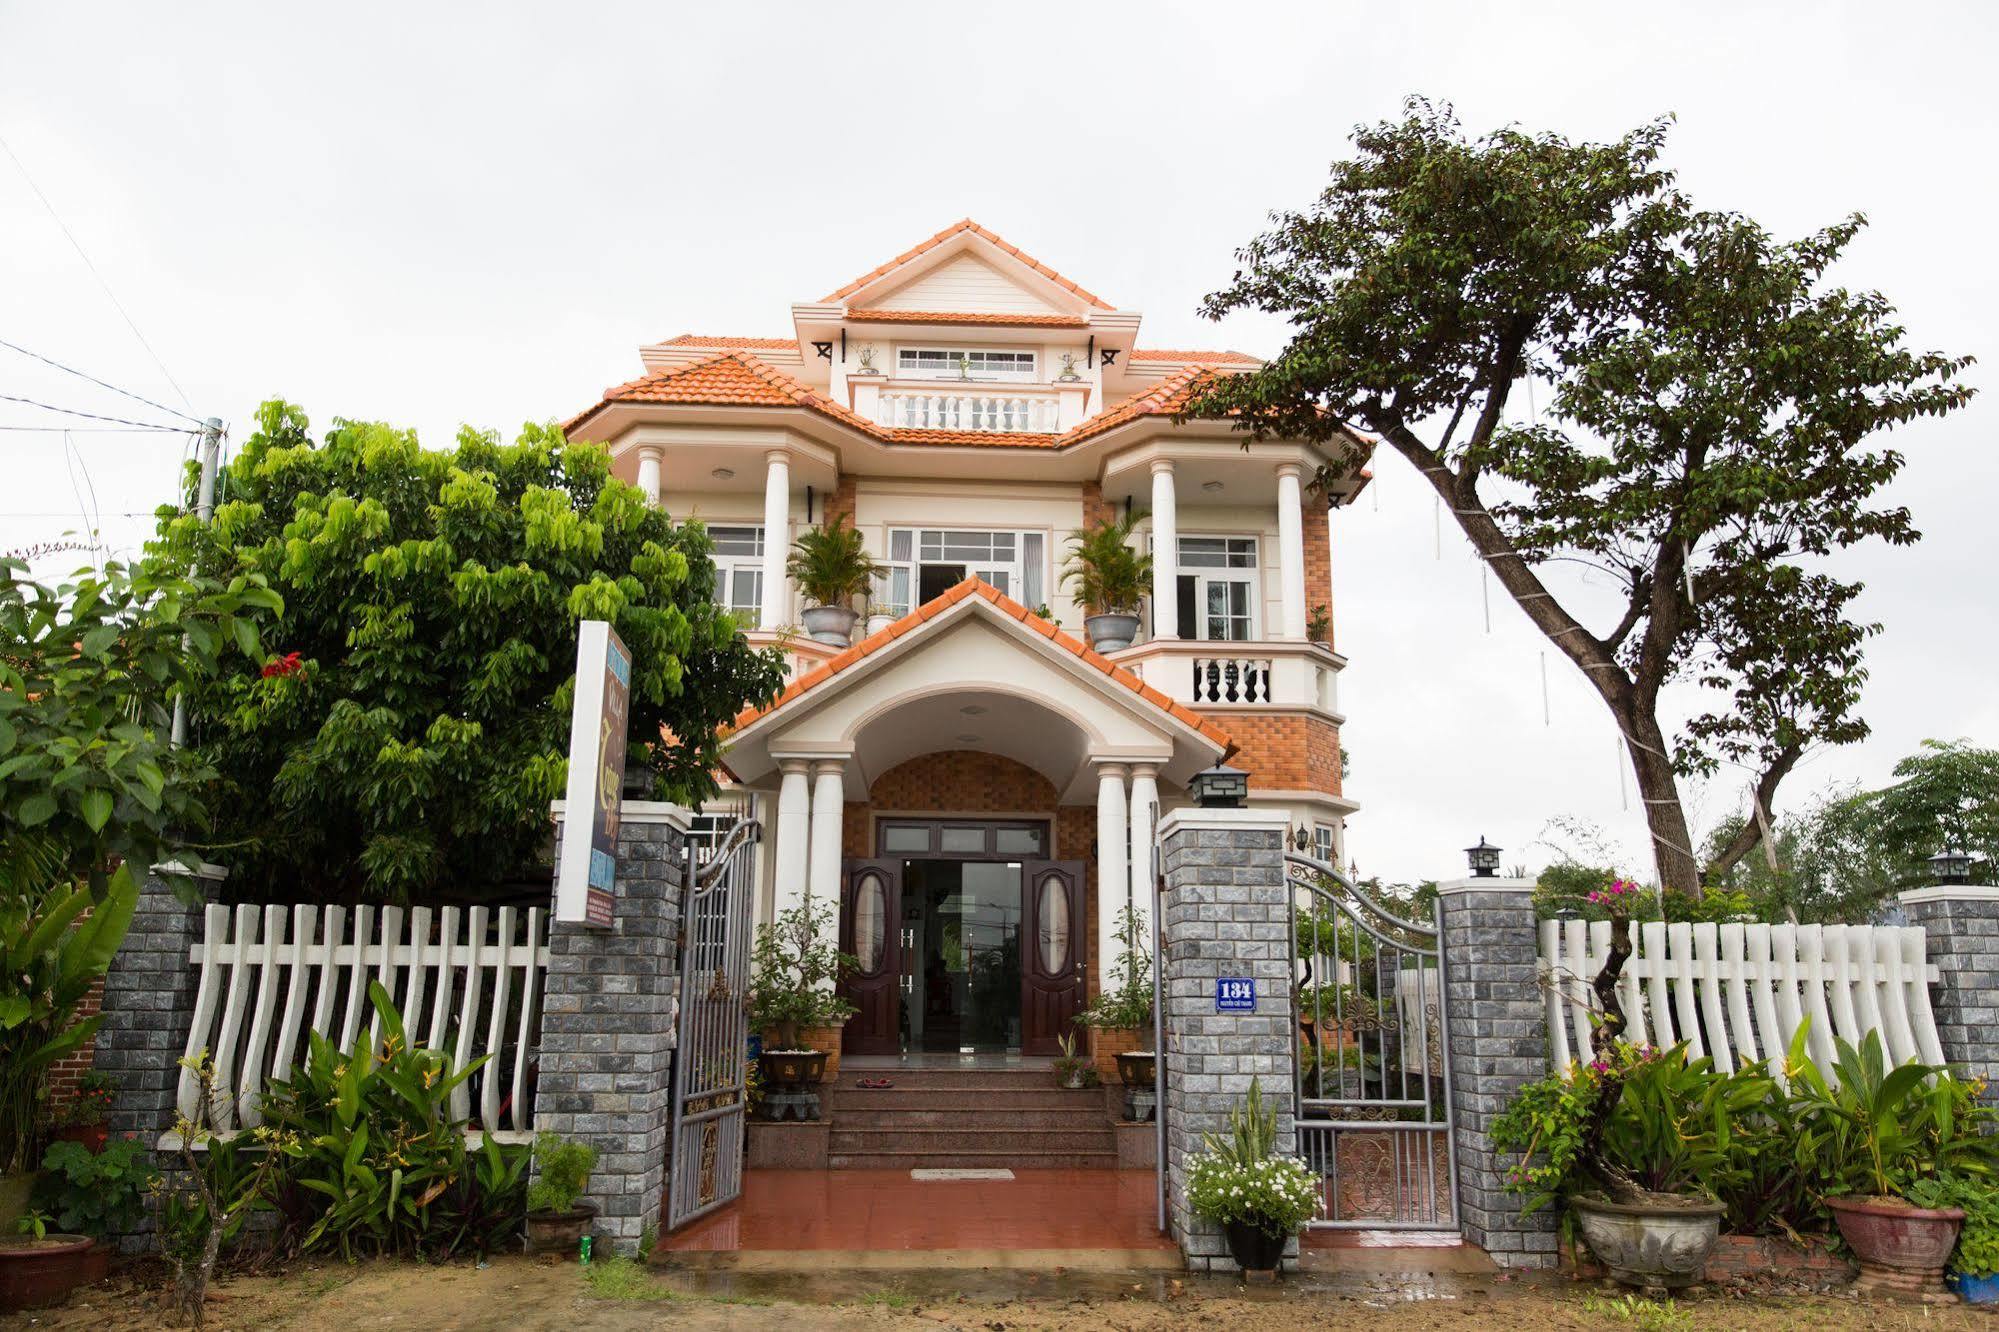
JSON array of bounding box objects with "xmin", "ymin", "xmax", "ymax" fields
[{"xmin": 904, "ymin": 860, "xmax": 1022, "ymax": 1053}]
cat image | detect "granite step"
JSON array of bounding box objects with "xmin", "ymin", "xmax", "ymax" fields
[
  {"xmin": 825, "ymin": 1150, "xmax": 1119, "ymax": 1171},
  {"xmin": 828, "ymin": 1105, "xmax": 1104, "ymax": 1131},
  {"xmin": 828, "ymin": 1126, "xmax": 1115, "ymax": 1156},
  {"xmin": 819, "ymin": 1086, "xmax": 1106, "ymax": 1113}
]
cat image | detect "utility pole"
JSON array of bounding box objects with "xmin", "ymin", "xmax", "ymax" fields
[{"xmin": 168, "ymin": 416, "xmax": 225, "ymax": 748}]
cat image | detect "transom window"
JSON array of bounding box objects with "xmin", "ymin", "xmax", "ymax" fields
[
  {"xmin": 708, "ymin": 524, "xmax": 764, "ymax": 620},
  {"xmin": 1176, "ymin": 535, "xmax": 1259, "ymax": 641},
  {"xmin": 897, "ymin": 348, "xmax": 1037, "ymax": 381},
  {"xmin": 876, "ymin": 527, "xmax": 1047, "ymax": 616},
  {"xmin": 877, "ymin": 819, "xmax": 1049, "ymax": 859}
]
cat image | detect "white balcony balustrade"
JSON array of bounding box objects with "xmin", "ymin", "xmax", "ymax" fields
[
  {"xmin": 876, "ymin": 390, "xmax": 1061, "ymax": 434},
  {"xmin": 1192, "ymin": 655, "xmax": 1273, "ymax": 704},
  {"xmin": 1115, "ymin": 638, "xmax": 1342, "ymax": 716}
]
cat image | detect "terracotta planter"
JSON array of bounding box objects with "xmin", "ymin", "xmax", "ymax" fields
[
  {"xmin": 1570, "ymin": 1193, "xmax": 1725, "ymax": 1291},
  {"xmin": 1827, "ymin": 1195, "xmax": 1964, "ymax": 1294},
  {"xmin": 525, "ymin": 1203, "xmax": 596, "ymax": 1257},
  {"xmin": 1092, "ymin": 1026, "xmax": 1143, "ymax": 1081},
  {"xmin": 0, "ymin": 1233, "xmax": 93, "ymax": 1311},
  {"xmin": 1221, "ymin": 1220, "xmax": 1288, "ymax": 1274},
  {"xmin": 50, "ymin": 1124, "xmax": 108, "ymax": 1154}
]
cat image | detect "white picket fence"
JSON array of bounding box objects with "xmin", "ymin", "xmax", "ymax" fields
[
  {"xmin": 179, "ymin": 903, "xmax": 550, "ymax": 1138},
  {"xmin": 1538, "ymin": 919, "xmax": 1946, "ymax": 1087}
]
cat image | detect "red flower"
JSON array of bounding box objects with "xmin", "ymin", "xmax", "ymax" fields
[{"xmin": 261, "ymin": 651, "xmax": 306, "ymax": 680}]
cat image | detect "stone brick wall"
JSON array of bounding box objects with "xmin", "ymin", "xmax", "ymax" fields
[
  {"xmin": 1159, "ymin": 809, "xmax": 1297, "ymax": 1271},
  {"xmin": 1898, "ymin": 886, "xmax": 1999, "ymax": 1100},
  {"xmin": 1437, "ymin": 877, "xmax": 1556, "ymax": 1267},
  {"xmin": 1221, "ymin": 712, "xmax": 1342, "ymax": 796},
  {"xmin": 96, "ymin": 869, "xmax": 215, "ymax": 1146},
  {"xmin": 534, "ymin": 810, "xmax": 687, "ymax": 1254}
]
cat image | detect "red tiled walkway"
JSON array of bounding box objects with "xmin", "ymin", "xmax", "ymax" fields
[{"xmin": 657, "ymin": 1168, "xmax": 1175, "ymax": 1253}]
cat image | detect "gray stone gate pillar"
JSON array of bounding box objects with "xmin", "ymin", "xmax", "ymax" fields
[
  {"xmin": 96, "ymin": 863, "xmax": 225, "ymax": 1144},
  {"xmin": 535, "ymin": 802, "xmax": 687, "ymax": 1255},
  {"xmin": 1159, "ymin": 807, "xmax": 1295, "ymax": 1271},
  {"xmin": 1437, "ymin": 875, "xmax": 1556, "ymax": 1267},
  {"xmin": 1898, "ymin": 882, "xmax": 1999, "ymax": 1099}
]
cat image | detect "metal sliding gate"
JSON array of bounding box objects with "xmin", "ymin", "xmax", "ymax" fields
[
  {"xmin": 664, "ymin": 819, "xmax": 759, "ymax": 1231},
  {"xmin": 1284, "ymin": 851, "xmax": 1458, "ymax": 1230}
]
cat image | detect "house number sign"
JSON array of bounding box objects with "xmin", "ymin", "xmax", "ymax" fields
[{"xmin": 1215, "ymin": 977, "xmax": 1257, "ymax": 1013}]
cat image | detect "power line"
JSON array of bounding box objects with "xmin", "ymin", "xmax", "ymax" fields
[
  {"xmin": 0, "ymin": 392, "xmax": 193, "ymax": 432},
  {"xmin": 0, "ymin": 423, "xmax": 186, "ymax": 433},
  {"xmin": 0, "ymin": 130, "xmax": 195, "ymax": 412},
  {"xmin": 0, "ymin": 335, "xmax": 202, "ymax": 426}
]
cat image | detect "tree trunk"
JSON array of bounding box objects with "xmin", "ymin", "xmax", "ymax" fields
[{"xmin": 1624, "ymin": 710, "xmax": 1702, "ymax": 896}]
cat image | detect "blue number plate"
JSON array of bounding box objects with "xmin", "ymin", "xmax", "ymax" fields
[{"xmin": 1215, "ymin": 977, "xmax": 1257, "ymax": 1012}]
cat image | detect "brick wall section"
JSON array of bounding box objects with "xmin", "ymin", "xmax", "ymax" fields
[
  {"xmin": 535, "ymin": 814, "xmax": 685, "ymax": 1255},
  {"xmin": 1898, "ymin": 887, "xmax": 1999, "ymax": 1101},
  {"xmin": 1221, "ymin": 713, "xmax": 1341, "ymax": 797},
  {"xmin": 823, "ymin": 474, "xmax": 858, "ymax": 531},
  {"xmin": 1080, "ymin": 480, "xmax": 1112, "ymax": 530},
  {"xmin": 48, "ymin": 976, "xmax": 104, "ymax": 1110},
  {"xmin": 1302, "ymin": 498, "xmax": 1332, "ymax": 647},
  {"xmin": 1437, "ymin": 878, "xmax": 1556, "ymax": 1267},
  {"xmin": 1159, "ymin": 811, "xmax": 1297, "ymax": 1271}
]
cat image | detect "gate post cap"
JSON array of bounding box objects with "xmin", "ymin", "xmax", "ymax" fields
[{"xmin": 1435, "ymin": 876, "xmax": 1536, "ymax": 896}]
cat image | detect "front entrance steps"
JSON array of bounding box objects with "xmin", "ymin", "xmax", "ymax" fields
[{"xmin": 820, "ymin": 1065, "xmax": 1116, "ymax": 1170}]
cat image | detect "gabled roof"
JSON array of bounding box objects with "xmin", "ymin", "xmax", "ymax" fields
[
  {"xmin": 1129, "ymin": 349, "xmax": 1261, "ymax": 366},
  {"xmin": 727, "ymin": 577, "xmax": 1235, "ymax": 758},
  {"xmin": 844, "ymin": 309, "xmax": 1089, "ymax": 328},
  {"xmin": 821, "ymin": 219, "xmax": 1114, "ymax": 310},
  {"xmin": 655, "ymin": 334, "xmax": 797, "ymax": 350},
  {"xmin": 567, "ymin": 351, "xmax": 1221, "ymax": 451}
]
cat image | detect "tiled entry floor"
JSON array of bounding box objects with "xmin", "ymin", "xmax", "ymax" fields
[{"xmin": 655, "ymin": 1168, "xmax": 1176, "ymax": 1255}]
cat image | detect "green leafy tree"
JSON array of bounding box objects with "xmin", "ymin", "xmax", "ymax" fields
[
  {"xmin": 1189, "ymin": 100, "xmax": 1973, "ymax": 895},
  {"xmin": 152, "ymin": 400, "xmax": 785, "ymax": 902}
]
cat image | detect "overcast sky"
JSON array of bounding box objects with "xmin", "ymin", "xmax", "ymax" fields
[{"xmin": 3, "ymin": 1, "xmax": 1992, "ymax": 884}]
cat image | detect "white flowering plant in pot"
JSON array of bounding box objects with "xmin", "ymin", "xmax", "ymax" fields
[{"xmin": 1183, "ymin": 1078, "xmax": 1320, "ymax": 1272}]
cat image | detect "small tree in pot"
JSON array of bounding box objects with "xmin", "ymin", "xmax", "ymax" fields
[
  {"xmin": 525, "ymin": 1132, "xmax": 597, "ymax": 1256},
  {"xmin": 786, "ymin": 515, "xmax": 884, "ymax": 647},
  {"xmin": 1061, "ymin": 512, "xmax": 1150, "ymax": 651},
  {"xmin": 1075, "ymin": 905, "xmax": 1153, "ymax": 1081},
  {"xmin": 749, "ymin": 901, "xmax": 857, "ymax": 1086}
]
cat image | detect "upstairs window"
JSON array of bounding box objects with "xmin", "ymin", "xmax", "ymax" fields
[
  {"xmin": 897, "ymin": 348, "xmax": 1037, "ymax": 382},
  {"xmin": 708, "ymin": 524, "xmax": 764, "ymax": 619},
  {"xmin": 876, "ymin": 526, "xmax": 1047, "ymax": 616},
  {"xmin": 1176, "ymin": 535, "xmax": 1259, "ymax": 641}
]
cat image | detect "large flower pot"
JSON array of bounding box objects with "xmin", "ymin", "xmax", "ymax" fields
[
  {"xmin": 1570, "ymin": 1193, "xmax": 1725, "ymax": 1291},
  {"xmin": 801, "ymin": 605, "xmax": 858, "ymax": 647},
  {"xmin": 1116, "ymin": 1051, "xmax": 1156, "ymax": 1089},
  {"xmin": 757, "ymin": 1048, "xmax": 829, "ymax": 1093},
  {"xmin": 1221, "ymin": 1220, "xmax": 1289, "ymax": 1274},
  {"xmin": 525, "ymin": 1203, "xmax": 596, "ymax": 1257},
  {"xmin": 1083, "ymin": 613, "xmax": 1140, "ymax": 653},
  {"xmin": 1827, "ymin": 1195, "xmax": 1964, "ymax": 1294},
  {"xmin": 0, "ymin": 1233, "xmax": 93, "ymax": 1311}
]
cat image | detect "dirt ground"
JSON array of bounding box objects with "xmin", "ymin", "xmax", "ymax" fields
[{"xmin": 2, "ymin": 1254, "xmax": 1994, "ymax": 1331}]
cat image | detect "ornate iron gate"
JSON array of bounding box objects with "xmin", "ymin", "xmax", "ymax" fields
[
  {"xmin": 664, "ymin": 818, "xmax": 758, "ymax": 1231},
  {"xmin": 1285, "ymin": 851, "xmax": 1458, "ymax": 1231}
]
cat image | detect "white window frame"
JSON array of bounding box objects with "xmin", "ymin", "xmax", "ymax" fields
[
  {"xmin": 879, "ymin": 525, "xmax": 1049, "ymax": 616},
  {"xmin": 1313, "ymin": 823, "xmax": 1337, "ymax": 867},
  {"xmin": 708, "ymin": 524, "xmax": 765, "ymax": 620},
  {"xmin": 1176, "ymin": 534, "xmax": 1261, "ymax": 642},
  {"xmin": 895, "ymin": 346, "xmax": 1038, "ymax": 383}
]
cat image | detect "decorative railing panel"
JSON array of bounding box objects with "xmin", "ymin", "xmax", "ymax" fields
[
  {"xmin": 179, "ymin": 903, "xmax": 548, "ymax": 1137},
  {"xmin": 1538, "ymin": 919, "xmax": 1944, "ymax": 1085},
  {"xmin": 875, "ymin": 391, "xmax": 1059, "ymax": 434},
  {"xmin": 1191, "ymin": 656, "xmax": 1272, "ymax": 704}
]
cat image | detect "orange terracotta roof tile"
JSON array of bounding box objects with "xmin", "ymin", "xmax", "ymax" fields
[
  {"xmin": 822, "ymin": 220, "xmax": 1114, "ymax": 310},
  {"xmin": 726, "ymin": 577, "xmax": 1234, "ymax": 758},
  {"xmin": 844, "ymin": 309, "xmax": 1089, "ymax": 328},
  {"xmin": 1129, "ymin": 348, "xmax": 1262, "ymax": 366},
  {"xmin": 567, "ymin": 351, "xmax": 1226, "ymax": 451},
  {"xmin": 656, "ymin": 334, "xmax": 798, "ymax": 350}
]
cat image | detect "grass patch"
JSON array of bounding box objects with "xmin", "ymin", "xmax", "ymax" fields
[
  {"xmin": 582, "ymin": 1256, "xmax": 677, "ymax": 1303},
  {"xmin": 1579, "ymin": 1294, "xmax": 1694, "ymax": 1331},
  {"xmin": 853, "ymin": 1284, "xmax": 916, "ymax": 1309}
]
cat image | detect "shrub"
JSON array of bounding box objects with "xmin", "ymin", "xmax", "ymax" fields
[
  {"xmin": 747, "ymin": 901, "xmax": 857, "ymax": 1049},
  {"xmin": 1183, "ymin": 1079, "xmax": 1320, "ymax": 1239},
  {"xmin": 527, "ymin": 1132, "xmax": 596, "ymax": 1215},
  {"xmin": 34, "ymin": 1136, "xmax": 158, "ymax": 1238},
  {"xmin": 257, "ymin": 982, "xmax": 527, "ymax": 1259},
  {"xmin": 1075, "ymin": 904, "xmax": 1152, "ymax": 1032},
  {"xmin": 1060, "ymin": 512, "xmax": 1150, "ymax": 617}
]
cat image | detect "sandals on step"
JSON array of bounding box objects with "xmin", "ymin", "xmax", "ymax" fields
[{"xmin": 856, "ymin": 1077, "xmax": 895, "ymax": 1090}]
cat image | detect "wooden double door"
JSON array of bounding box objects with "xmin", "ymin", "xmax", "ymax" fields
[{"xmin": 839, "ymin": 854, "xmax": 1085, "ymax": 1057}]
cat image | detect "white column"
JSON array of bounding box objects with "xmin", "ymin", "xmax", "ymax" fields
[
  {"xmin": 760, "ymin": 449, "xmax": 791, "ymax": 631},
  {"xmin": 1276, "ymin": 461, "xmax": 1307, "ymax": 641},
  {"xmin": 806, "ymin": 759, "xmax": 845, "ymax": 956},
  {"xmin": 1149, "ymin": 460, "xmax": 1178, "ymax": 640},
  {"xmin": 1095, "ymin": 762, "xmax": 1131, "ymax": 992},
  {"xmin": 635, "ymin": 444, "xmax": 663, "ymax": 506},
  {"xmin": 1128, "ymin": 763, "xmax": 1159, "ymax": 933},
  {"xmin": 771, "ymin": 759, "xmax": 812, "ymax": 925}
]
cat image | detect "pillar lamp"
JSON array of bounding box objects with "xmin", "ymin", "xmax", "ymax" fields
[
  {"xmin": 1465, "ymin": 836, "xmax": 1502, "ymax": 879},
  {"xmin": 1928, "ymin": 847, "xmax": 1975, "ymax": 887},
  {"xmin": 1190, "ymin": 762, "xmax": 1248, "ymax": 809}
]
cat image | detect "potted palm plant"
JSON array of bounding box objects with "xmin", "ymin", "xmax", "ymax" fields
[
  {"xmin": 1061, "ymin": 512, "xmax": 1150, "ymax": 651},
  {"xmin": 749, "ymin": 901, "xmax": 857, "ymax": 1091},
  {"xmin": 786, "ymin": 514, "xmax": 884, "ymax": 646},
  {"xmin": 1185, "ymin": 1079, "xmax": 1320, "ymax": 1274}
]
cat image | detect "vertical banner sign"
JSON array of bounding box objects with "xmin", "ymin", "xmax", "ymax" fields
[{"xmin": 555, "ymin": 620, "xmax": 632, "ymax": 926}]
